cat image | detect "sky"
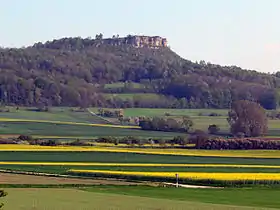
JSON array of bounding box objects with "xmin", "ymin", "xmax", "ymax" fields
[{"xmin": 1, "ymin": 0, "xmax": 280, "ymax": 73}]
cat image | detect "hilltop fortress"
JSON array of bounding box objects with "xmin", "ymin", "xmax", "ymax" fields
[{"xmin": 98, "ymin": 35, "xmax": 168, "ymax": 48}]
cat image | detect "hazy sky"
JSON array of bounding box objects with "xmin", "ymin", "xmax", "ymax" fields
[{"xmin": 1, "ymin": 0, "xmax": 280, "ymax": 72}]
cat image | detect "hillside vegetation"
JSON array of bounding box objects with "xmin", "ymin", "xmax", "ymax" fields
[{"xmin": 1, "ymin": 36, "xmax": 280, "ymax": 109}]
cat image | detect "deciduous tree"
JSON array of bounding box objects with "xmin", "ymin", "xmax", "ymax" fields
[
  {"xmin": 208, "ymin": 124, "xmax": 220, "ymax": 134},
  {"xmin": 227, "ymin": 100, "xmax": 268, "ymax": 137}
]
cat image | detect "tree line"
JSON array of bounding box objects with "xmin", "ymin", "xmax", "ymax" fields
[
  {"xmin": 138, "ymin": 116, "xmax": 193, "ymax": 132},
  {"xmin": 9, "ymin": 100, "xmax": 271, "ymax": 150},
  {"xmin": 137, "ymin": 100, "xmax": 268, "ymax": 138},
  {"xmin": 199, "ymin": 138, "xmax": 280, "ymax": 150}
]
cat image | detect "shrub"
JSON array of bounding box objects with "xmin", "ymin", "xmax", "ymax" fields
[
  {"xmin": 200, "ymin": 138, "xmax": 280, "ymax": 150},
  {"xmin": 209, "ymin": 112, "xmax": 221, "ymax": 116},
  {"xmin": 98, "ymin": 108, "xmax": 123, "ymax": 118},
  {"xmin": 236, "ymin": 132, "xmax": 245, "ymax": 138},
  {"xmin": 158, "ymin": 139, "xmax": 166, "ymax": 147},
  {"xmin": 70, "ymin": 107, "xmax": 86, "ymax": 112},
  {"xmin": 208, "ymin": 124, "xmax": 220, "ymax": 134},
  {"xmin": 139, "ymin": 116, "xmax": 193, "ymax": 133},
  {"xmin": 67, "ymin": 139, "xmax": 90, "ymax": 146},
  {"xmin": 0, "ymin": 139, "xmax": 17, "ymax": 144},
  {"xmin": 113, "ymin": 139, "xmax": 119, "ymax": 145},
  {"xmin": 171, "ymin": 136, "xmax": 189, "ymax": 146},
  {"xmin": 164, "ymin": 112, "xmax": 171, "ymax": 116},
  {"xmin": 18, "ymin": 135, "xmax": 33, "ymax": 141},
  {"xmin": 30, "ymin": 139, "xmax": 60, "ymax": 146},
  {"xmin": 189, "ymin": 130, "xmax": 209, "ymax": 149},
  {"xmin": 95, "ymin": 136, "xmax": 117, "ymax": 144},
  {"xmin": 26, "ymin": 106, "xmax": 50, "ymax": 112}
]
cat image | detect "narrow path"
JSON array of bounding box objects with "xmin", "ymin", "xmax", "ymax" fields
[{"xmin": 163, "ymin": 182, "xmax": 224, "ymax": 189}]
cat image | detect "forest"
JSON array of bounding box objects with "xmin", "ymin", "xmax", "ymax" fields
[{"xmin": 0, "ymin": 36, "xmax": 280, "ymax": 109}]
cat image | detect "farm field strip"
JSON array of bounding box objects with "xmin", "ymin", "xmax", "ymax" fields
[
  {"xmin": 1, "ymin": 151, "xmax": 279, "ymax": 165},
  {"xmin": 69, "ymin": 169, "xmax": 280, "ymax": 181},
  {"xmin": 0, "ymin": 122, "xmax": 178, "ymax": 138},
  {"xmin": 1, "ymin": 162, "xmax": 280, "ymax": 168},
  {"xmin": 0, "ymin": 145, "xmax": 280, "ymax": 158},
  {"xmin": 0, "ymin": 173, "xmax": 139, "ymax": 185},
  {"xmin": 2, "ymin": 165, "xmax": 280, "ymax": 174},
  {"xmin": 5, "ymin": 188, "xmax": 274, "ymax": 210},
  {"xmin": 0, "ymin": 118, "xmax": 140, "ymax": 129}
]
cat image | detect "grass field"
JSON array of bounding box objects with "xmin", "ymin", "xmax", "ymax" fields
[
  {"xmin": 1, "ymin": 107, "xmax": 280, "ymax": 138},
  {"xmin": 2, "ymin": 186, "xmax": 280, "ymax": 210},
  {"xmin": 0, "ymin": 107, "xmax": 190, "ymax": 138},
  {"xmin": 2, "ymin": 150, "xmax": 280, "ymax": 163},
  {"xmin": 89, "ymin": 107, "xmax": 228, "ymax": 117},
  {"xmin": 0, "ymin": 107, "xmax": 95, "ymax": 122},
  {"xmin": 89, "ymin": 107, "xmax": 280, "ymax": 135},
  {"xmin": 0, "ymin": 122, "xmax": 180, "ymax": 138}
]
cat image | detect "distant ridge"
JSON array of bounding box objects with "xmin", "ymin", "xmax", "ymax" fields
[{"xmin": 0, "ymin": 35, "xmax": 280, "ymax": 109}]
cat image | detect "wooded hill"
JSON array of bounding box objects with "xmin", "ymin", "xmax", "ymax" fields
[{"xmin": 0, "ymin": 36, "xmax": 279, "ymax": 109}]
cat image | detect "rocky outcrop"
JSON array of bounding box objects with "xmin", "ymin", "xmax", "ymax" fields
[{"xmin": 102, "ymin": 35, "xmax": 168, "ymax": 48}]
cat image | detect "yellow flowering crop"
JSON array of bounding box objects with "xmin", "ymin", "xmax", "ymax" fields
[
  {"xmin": 0, "ymin": 118, "xmax": 140, "ymax": 129},
  {"xmin": 0, "ymin": 162, "xmax": 280, "ymax": 169},
  {"xmin": 0, "ymin": 144, "xmax": 279, "ymax": 159},
  {"xmin": 69, "ymin": 169, "xmax": 280, "ymax": 181}
]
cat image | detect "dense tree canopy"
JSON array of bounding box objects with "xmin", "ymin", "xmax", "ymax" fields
[
  {"xmin": 139, "ymin": 116, "xmax": 193, "ymax": 132},
  {"xmin": 0, "ymin": 36, "xmax": 280, "ymax": 108},
  {"xmin": 227, "ymin": 100, "xmax": 268, "ymax": 137}
]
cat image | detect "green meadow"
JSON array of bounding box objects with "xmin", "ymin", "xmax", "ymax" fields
[{"xmin": 2, "ymin": 186, "xmax": 280, "ymax": 210}]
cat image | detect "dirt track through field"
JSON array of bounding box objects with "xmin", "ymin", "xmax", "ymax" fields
[{"xmin": 0, "ymin": 173, "xmax": 139, "ymax": 185}]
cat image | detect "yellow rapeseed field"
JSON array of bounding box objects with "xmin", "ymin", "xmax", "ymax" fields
[
  {"xmin": 0, "ymin": 162, "xmax": 280, "ymax": 168},
  {"xmin": 69, "ymin": 169, "xmax": 280, "ymax": 181},
  {"xmin": 0, "ymin": 144, "xmax": 280, "ymax": 158},
  {"xmin": 0, "ymin": 118, "xmax": 140, "ymax": 129}
]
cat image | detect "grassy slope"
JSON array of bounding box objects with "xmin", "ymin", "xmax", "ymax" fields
[
  {"xmin": 1, "ymin": 107, "xmax": 280, "ymax": 137},
  {"xmin": 83, "ymin": 185, "xmax": 280, "ymax": 209},
  {"xmin": 0, "ymin": 122, "xmax": 180, "ymax": 138},
  {"xmin": 0, "ymin": 107, "xmax": 94, "ymax": 122},
  {"xmin": 90, "ymin": 108, "xmax": 230, "ymax": 132},
  {"xmin": 0, "ymin": 107, "xmax": 184, "ymax": 138},
  {"xmin": 91, "ymin": 108, "xmax": 280, "ymax": 136},
  {"xmin": 122, "ymin": 108, "xmax": 228, "ymax": 117},
  {"xmin": 4, "ymin": 188, "xmax": 272, "ymax": 210}
]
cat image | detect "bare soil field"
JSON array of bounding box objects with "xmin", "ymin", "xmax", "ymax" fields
[{"xmin": 0, "ymin": 172, "xmax": 139, "ymax": 185}]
